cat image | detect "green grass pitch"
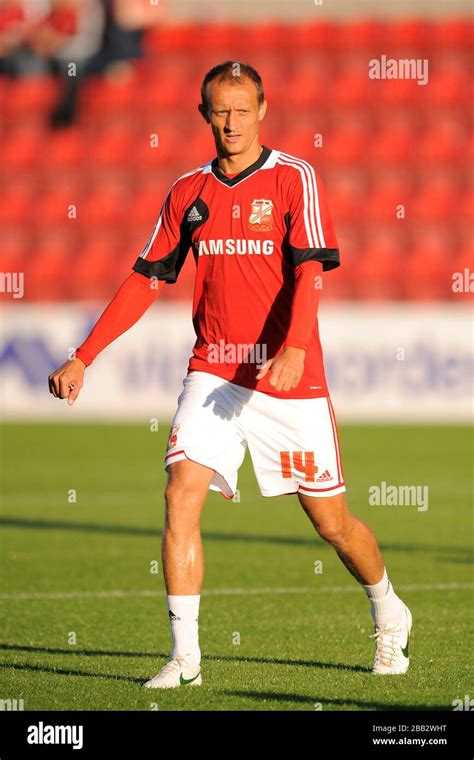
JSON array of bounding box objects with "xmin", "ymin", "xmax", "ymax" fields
[{"xmin": 0, "ymin": 423, "xmax": 472, "ymax": 711}]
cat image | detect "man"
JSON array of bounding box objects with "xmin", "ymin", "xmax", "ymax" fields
[{"xmin": 49, "ymin": 61, "xmax": 412, "ymax": 688}]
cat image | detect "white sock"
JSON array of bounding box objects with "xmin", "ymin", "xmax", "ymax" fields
[
  {"xmin": 361, "ymin": 568, "xmax": 406, "ymax": 626},
  {"xmin": 167, "ymin": 594, "xmax": 201, "ymax": 663}
]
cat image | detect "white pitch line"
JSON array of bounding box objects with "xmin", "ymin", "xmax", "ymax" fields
[{"xmin": 0, "ymin": 582, "xmax": 472, "ymax": 601}]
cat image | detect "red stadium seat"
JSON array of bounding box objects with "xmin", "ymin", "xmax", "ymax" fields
[
  {"xmin": 403, "ymin": 250, "xmax": 453, "ymax": 301},
  {"xmin": 453, "ymin": 243, "xmax": 474, "ymax": 300},
  {"xmin": 0, "ymin": 226, "xmax": 30, "ymax": 303},
  {"xmin": 26, "ymin": 232, "xmax": 77, "ymax": 300},
  {"xmin": 412, "ymin": 175, "xmax": 458, "ymax": 222},
  {"xmin": 323, "ymin": 122, "xmax": 371, "ymax": 165},
  {"xmin": 0, "ymin": 249, "xmax": 28, "ymax": 302},
  {"xmin": 383, "ymin": 19, "xmax": 433, "ymax": 50},
  {"xmin": 42, "ymin": 128, "xmax": 85, "ymax": 169},
  {"xmin": 144, "ymin": 25, "xmax": 195, "ymax": 54},
  {"xmin": 323, "ymin": 235, "xmax": 359, "ymax": 299},
  {"xmin": 0, "ymin": 125, "xmax": 46, "ymax": 170},
  {"xmin": 0, "ymin": 181, "xmax": 34, "ymax": 226},
  {"xmin": 331, "ymin": 69, "xmax": 371, "ymax": 107},
  {"xmin": 337, "ymin": 20, "xmax": 388, "ymax": 52},
  {"xmin": 32, "ymin": 189, "xmax": 80, "ymax": 227},
  {"xmin": 132, "ymin": 124, "xmax": 178, "ymax": 168},
  {"xmin": 71, "ymin": 240, "xmax": 127, "ymax": 301},
  {"xmin": 79, "ymin": 179, "xmax": 129, "ymax": 226},
  {"xmin": 370, "ymin": 123, "xmax": 415, "ymax": 165},
  {"xmin": 223, "ymin": 23, "xmax": 289, "ymax": 53},
  {"xmin": 291, "ymin": 20, "xmax": 340, "ymax": 51},
  {"xmin": 87, "ymin": 124, "xmax": 136, "ymax": 166},
  {"xmin": 278, "ymin": 125, "xmax": 326, "ymax": 163},
  {"xmin": 427, "ymin": 56, "xmax": 470, "ymax": 106},
  {"xmin": 136, "ymin": 64, "xmax": 191, "ymax": 110},
  {"xmin": 329, "ymin": 172, "xmax": 367, "ymax": 223},
  {"xmin": 4, "ymin": 75, "xmax": 58, "ymax": 118},
  {"xmin": 376, "ymin": 76, "xmax": 429, "ymax": 107},
  {"xmin": 146, "ymin": 23, "xmax": 238, "ymax": 55},
  {"xmin": 366, "ymin": 169, "xmax": 415, "ymax": 222},
  {"xmin": 128, "ymin": 180, "xmax": 167, "ymax": 228},
  {"xmin": 80, "ymin": 72, "xmax": 139, "ymax": 114},
  {"xmin": 281, "ymin": 74, "xmax": 328, "ymax": 109},
  {"xmin": 418, "ymin": 119, "xmax": 467, "ymax": 164},
  {"xmin": 190, "ymin": 22, "xmax": 244, "ymax": 53},
  {"xmin": 466, "ymin": 131, "xmax": 474, "ymax": 163},
  {"xmin": 403, "ymin": 227, "xmax": 453, "ymax": 300},
  {"xmin": 355, "ymin": 230, "xmax": 405, "ymax": 300},
  {"xmin": 185, "ymin": 131, "xmax": 217, "ymax": 164},
  {"xmin": 0, "ymin": 228, "xmax": 28, "ymax": 273},
  {"xmin": 461, "ymin": 184, "xmax": 474, "ymax": 222},
  {"xmin": 432, "ymin": 19, "xmax": 474, "ymax": 49},
  {"xmin": 284, "ymin": 55, "xmax": 335, "ymax": 108}
]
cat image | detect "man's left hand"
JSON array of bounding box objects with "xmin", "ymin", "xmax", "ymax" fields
[{"xmin": 256, "ymin": 346, "xmax": 306, "ymax": 392}]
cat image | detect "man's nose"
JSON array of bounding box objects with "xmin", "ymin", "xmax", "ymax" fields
[{"xmin": 225, "ymin": 111, "xmax": 236, "ymax": 131}]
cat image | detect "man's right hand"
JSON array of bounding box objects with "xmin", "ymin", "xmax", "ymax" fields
[{"xmin": 48, "ymin": 358, "xmax": 86, "ymax": 405}]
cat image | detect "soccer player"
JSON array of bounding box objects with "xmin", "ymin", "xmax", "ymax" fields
[{"xmin": 49, "ymin": 62, "xmax": 412, "ymax": 687}]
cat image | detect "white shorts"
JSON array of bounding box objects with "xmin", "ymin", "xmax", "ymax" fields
[{"xmin": 164, "ymin": 371, "xmax": 346, "ymax": 500}]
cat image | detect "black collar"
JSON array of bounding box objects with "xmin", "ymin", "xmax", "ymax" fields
[{"xmin": 211, "ymin": 145, "xmax": 271, "ymax": 187}]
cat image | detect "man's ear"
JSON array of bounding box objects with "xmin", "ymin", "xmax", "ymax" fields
[
  {"xmin": 198, "ymin": 103, "xmax": 210, "ymax": 123},
  {"xmin": 258, "ymin": 99, "xmax": 268, "ymax": 122}
]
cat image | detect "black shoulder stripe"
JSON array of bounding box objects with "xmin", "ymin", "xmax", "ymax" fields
[
  {"xmin": 132, "ymin": 248, "xmax": 181, "ymax": 283},
  {"xmin": 290, "ymin": 246, "xmax": 340, "ymax": 271}
]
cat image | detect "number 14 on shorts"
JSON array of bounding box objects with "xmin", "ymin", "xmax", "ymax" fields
[{"xmin": 280, "ymin": 451, "xmax": 318, "ymax": 482}]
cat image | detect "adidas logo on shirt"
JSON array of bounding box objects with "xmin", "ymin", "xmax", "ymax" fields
[
  {"xmin": 316, "ymin": 469, "xmax": 333, "ymax": 483},
  {"xmin": 187, "ymin": 206, "xmax": 202, "ymax": 222}
]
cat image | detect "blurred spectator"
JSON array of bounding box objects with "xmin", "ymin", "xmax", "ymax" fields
[
  {"xmin": 29, "ymin": 0, "xmax": 104, "ymax": 64},
  {"xmin": 89, "ymin": 0, "xmax": 159, "ymax": 75},
  {"xmin": 0, "ymin": 0, "xmax": 49, "ymax": 75},
  {"xmin": 29, "ymin": 0, "xmax": 105, "ymax": 127},
  {"xmin": 41, "ymin": 0, "xmax": 160, "ymax": 127},
  {"xmin": 0, "ymin": 0, "xmax": 159, "ymax": 126}
]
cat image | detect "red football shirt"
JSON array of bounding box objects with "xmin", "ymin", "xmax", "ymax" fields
[{"xmin": 133, "ymin": 146, "xmax": 340, "ymax": 398}]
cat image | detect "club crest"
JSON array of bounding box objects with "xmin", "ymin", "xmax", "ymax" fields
[{"xmin": 249, "ymin": 199, "xmax": 274, "ymax": 231}]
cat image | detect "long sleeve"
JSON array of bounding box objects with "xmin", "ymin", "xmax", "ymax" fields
[
  {"xmin": 75, "ymin": 271, "xmax": 164, "ymax": 366},
  {"xmin": 284, "ymin": 260, "xmax": 322, "ymax": 351}
]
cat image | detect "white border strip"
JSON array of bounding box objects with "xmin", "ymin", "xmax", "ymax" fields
[{"xmin": 0, "ymin": 582, "xmax": 471, "ymax": 601}]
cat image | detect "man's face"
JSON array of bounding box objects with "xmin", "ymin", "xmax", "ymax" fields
[{"xmin": 200, "ymin": 78, "xmax": 267, "ymax": 157}]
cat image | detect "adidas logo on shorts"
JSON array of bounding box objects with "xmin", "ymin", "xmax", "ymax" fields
[
  {"xmin": 187, "ymin": 206, "xmax": 202, "ymax": 222},
  {"xmin": 316, "ymin": 469, "xmax": 333, "ymax": 483}
]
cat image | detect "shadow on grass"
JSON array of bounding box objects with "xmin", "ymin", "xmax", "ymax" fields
[
  {"xmin": 1, "ymin": 516, "xmax": 472, "ymax": 562},
  {"xmin": 0, "ymin": 643, "xmax": 369, "ymax": 673},
  {"xmin": 220, "ymin": 689, "xmax": 450, "ymax": 711},
  {"xmin": 0, "ymin": 661, "xmax": 144, "ymax": 684},
  {"xmin": 0, "ymin": 661, "xmax": 450, "ymax": 711}
]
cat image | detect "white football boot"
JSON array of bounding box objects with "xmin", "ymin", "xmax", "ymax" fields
[
  {"xmin": 143, "ymin": 654, "xmax": 202, "ymax": 689},
  {"xmin": 370, "ymin": 604, "xmax": 412, "ymax": 675}
]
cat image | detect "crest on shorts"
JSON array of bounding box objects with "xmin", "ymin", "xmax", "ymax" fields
[
  {"xmin": 248, "ymin": 199, "xmax": 274, "ymax": 231},
  {"xmin": 167, "ymin": 424, "xmax": 180, "ymax": 450}
]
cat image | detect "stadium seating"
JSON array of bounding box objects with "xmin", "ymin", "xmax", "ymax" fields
[{"xmin": 0, "ymin": 18, "xmax": 472, "ymax": 302}]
